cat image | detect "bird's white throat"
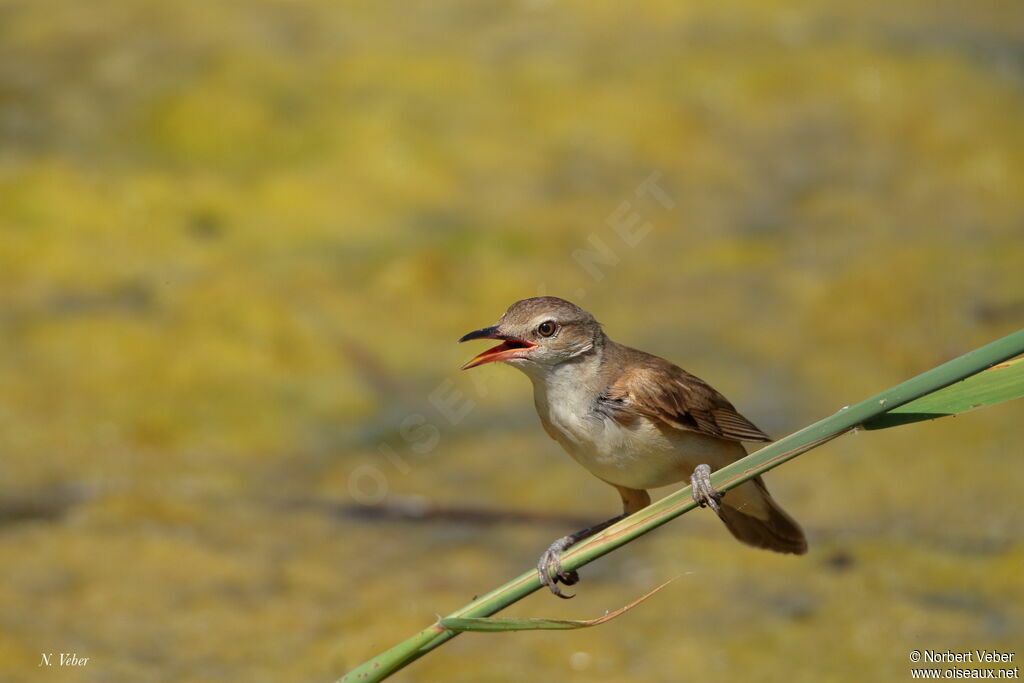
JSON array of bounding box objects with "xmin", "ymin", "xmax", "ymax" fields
[{"xmin": 522, "ymin": 349, "xmax": 606, "ymax": 447}]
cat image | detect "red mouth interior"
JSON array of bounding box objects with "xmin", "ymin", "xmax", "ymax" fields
[
  {"xmin": 481, "ymin": 339, "xmax": 533, "ymax": 358},
  {"xmin": 463, "ymin": 338, "xmax": 536, "ymax": 369}
]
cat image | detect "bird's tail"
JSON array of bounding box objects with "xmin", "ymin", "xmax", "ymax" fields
[{"xmin": 718, "ymin": 476, "xmax": 807, "ymax": 555}]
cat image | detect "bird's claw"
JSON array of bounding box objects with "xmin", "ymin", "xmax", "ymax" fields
[
  {"xmin": 691, "ymin": 463, "xmax": 723, "ymax": 515},
  {"xmin": 537, "ymin": 536, "xmax": 579, "ymax": 599}
]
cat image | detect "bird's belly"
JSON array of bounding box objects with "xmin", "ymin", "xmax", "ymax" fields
[
  {"xmin": 550, "ymin": 412, "xmax": 742, "ymax": 490},
  {"xmin": 565, "ymin": 426, "xmax": 683, "ymax": 490}
]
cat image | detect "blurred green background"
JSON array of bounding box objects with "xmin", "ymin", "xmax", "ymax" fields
[{"xmin": 1, "ymin": 0, "xmax": 1022, "ymax": 681}]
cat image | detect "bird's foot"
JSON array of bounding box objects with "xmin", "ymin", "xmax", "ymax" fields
[
  {"xmin": 537, "ymin": 536, "xmax": 580, "ymax": 599},
  {"xmin": 691, "ymin": 463, "xmax": 723, "ymax": 515}
]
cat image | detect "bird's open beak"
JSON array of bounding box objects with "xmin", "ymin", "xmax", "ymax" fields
[{"xmin": 458, "ymin": 325, "xmax": 537, "ymax": 370}]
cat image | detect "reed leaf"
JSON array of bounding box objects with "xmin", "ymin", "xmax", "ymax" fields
[
  {"xmin": 863, "ymin": 357, "xmax": 1024, "ymax": 429},
  {"xmin": 438, "ymin": 580, "xmax": 671, "ymax": 632}
]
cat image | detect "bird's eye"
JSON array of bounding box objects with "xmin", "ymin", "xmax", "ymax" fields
[{"xmin": 537, "ymin": 321, "xmax": 557, "ymax": 337}]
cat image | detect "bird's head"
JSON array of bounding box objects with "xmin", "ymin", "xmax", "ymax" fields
[{"xmin": 459, "ymin": 296, "xmax": 602, "ymax": 372}]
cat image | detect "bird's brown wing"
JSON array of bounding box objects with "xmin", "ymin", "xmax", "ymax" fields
[{"xmin": 600, "ymin": 355, "xmax": 772, "ymax": 443}]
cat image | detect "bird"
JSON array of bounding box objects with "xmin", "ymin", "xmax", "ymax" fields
[{"xmin": 459, "ymin": 296, "xmax": 806, "ymax": 598}]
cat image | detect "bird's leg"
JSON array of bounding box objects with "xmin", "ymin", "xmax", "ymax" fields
[
  {"xmin": 537, "ymin": 514, "xmax": 626, "ymax": 599},
  {"xmin": 690, "ymin": 463, "xmax": 724, "ymax": 515},
  {"xmin": 537, "ymin": 485, "xmax": 650, "ymax": 599}
]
